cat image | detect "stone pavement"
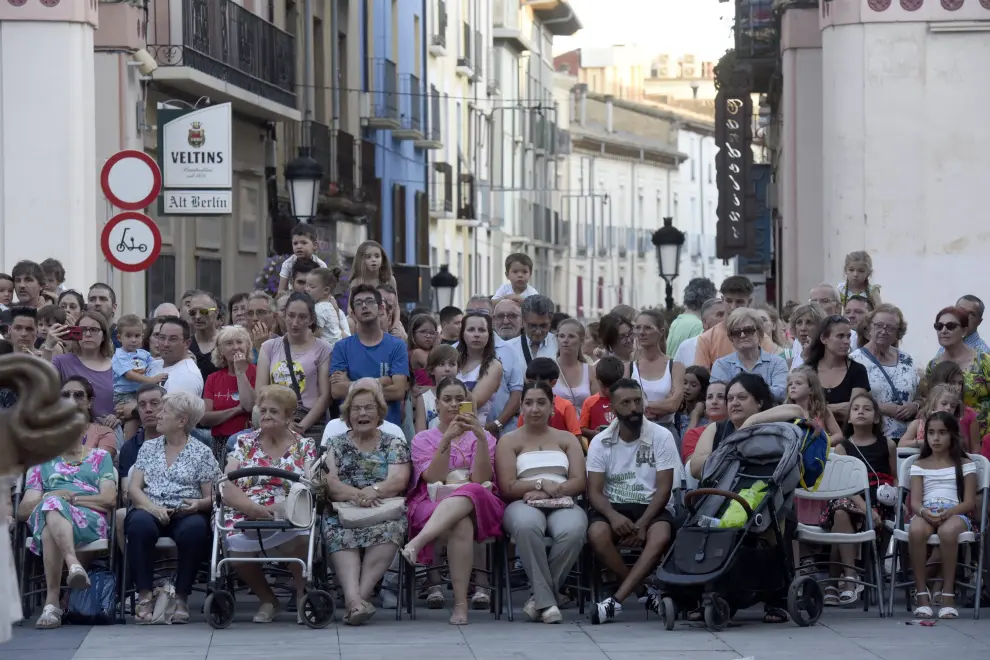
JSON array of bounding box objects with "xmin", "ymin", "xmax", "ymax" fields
[{"xmin": 5, "ymin": 602, "xmax": 989, "ymax": 660}]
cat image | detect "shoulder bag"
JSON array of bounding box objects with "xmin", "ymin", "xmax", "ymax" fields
[
  {"xmin": 283, "ymin": 337, "xmax": 326, "ymax": 439},
  {"xmin": 332, "ymin": 498, "xmax": 406, "ymax": 528},
  {"xmin": 858, "ymin": 348, "xmax": 904, "ymax": 404}
]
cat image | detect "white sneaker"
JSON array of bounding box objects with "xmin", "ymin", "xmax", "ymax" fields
[
  {"xmin": 591, "ymin": 597, "xmax": 618, "ymax": 625},
  {"xmin": 541, "ymin": 606, "xmax": 562, "ymax": 624}
]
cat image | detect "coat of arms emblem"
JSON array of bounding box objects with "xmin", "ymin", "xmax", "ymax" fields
[{"xmin": 188, "ymin": 121, "xmax": 206, "ymax": 148}]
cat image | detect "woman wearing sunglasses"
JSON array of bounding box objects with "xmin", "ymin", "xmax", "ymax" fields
[
  {"xmin": 58, "ymin": 376, "xmax": 118, "ymax": 459},
  {"xmin": 710, "ymin": 308, "xmax": 788, "ymax": 404},
  {"xmin": 927, "ymin": 306, "xmax": 990, "ymax": 438}
]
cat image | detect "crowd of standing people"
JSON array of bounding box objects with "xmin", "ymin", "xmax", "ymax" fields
[{"xmin": 1, "ymin": 228, "xmax": 986, "ymax": 630}]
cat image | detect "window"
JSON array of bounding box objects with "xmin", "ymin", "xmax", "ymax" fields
[
  {"xmin": 145, "ymin": 254, "xmax": 176, "ymax": 316},
  {"xmin": 195, "ymin": 256, "xmax": 223, "ymax": 299}
]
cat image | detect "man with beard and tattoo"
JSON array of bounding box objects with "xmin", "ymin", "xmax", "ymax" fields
[{"xmin": 585, "ymin": 379, "xmax": 680, "ymax": 625}]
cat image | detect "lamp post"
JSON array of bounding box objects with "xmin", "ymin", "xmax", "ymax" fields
[
  {"xmin": 651, "ymin": 216, "xmax": 685, "ymax": 311},
  {"xmin": 285, "ymin": 148, "xmax": 324, "ymax": 224},
  {"xmin": 431, "ymin": 265, "xmax": 459, "ymax": 312}
]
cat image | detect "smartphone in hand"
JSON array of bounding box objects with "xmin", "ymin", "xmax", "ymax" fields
[
  {"xmin": 458, "ymin": 401, "xmax": 474, "ymax": 415},
  {"xmin": 64, "ymin": 326, "xmax": 84, "ymax": 341}
]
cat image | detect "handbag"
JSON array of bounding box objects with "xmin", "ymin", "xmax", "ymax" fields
[
  {"xmin": 65, "ymin": 568, "xmax": 116, "ymax": 625},
  {"xmin": 527, "ymin": 496, "xmax": 575, "ymax": 509},
  {"xmin": 283, "ymin": 481, "xmax": 315, "ymax": 528},
  {"xmin": 283, "ymin": 338, "xmax": 326, "ymax": 438},
  {"xmin": 149, "ymin": 579, "xmax": 176, "ymax": 625},
  {"xmin": 332, "ymin": 497, "xmax": 406, "ymax": 528},
  {"xmin": 426, "ymin": 469, "xmax": 494, "ymax": 502}
]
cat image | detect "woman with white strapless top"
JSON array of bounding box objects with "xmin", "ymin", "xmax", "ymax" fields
[
  {"xmin": 495, "ymin": 381, "xmax": 588, "ymax": 624},
  {"xmin": 630, "ymin": 310, "xmax": 685, "ymax": 446},
  {"xmin": 554, "ymin": 319, "xmax": 600, "ymax": 412}
]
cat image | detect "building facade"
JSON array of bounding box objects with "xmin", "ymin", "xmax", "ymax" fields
[
  {"xmin": 754, "ymin": 0, "xmax": 990, "ymax": 359},
  {"xmin": 554, "ymin": 82, "xmax": 731, "ymax": 319}
]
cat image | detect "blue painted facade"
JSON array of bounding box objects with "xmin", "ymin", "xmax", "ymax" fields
[{"xmin": 361, "ymin": 0, "xmax": 427, "ymax": 265}]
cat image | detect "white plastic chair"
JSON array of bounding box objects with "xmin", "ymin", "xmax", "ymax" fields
[
  {"xmin": 896, "ymin": 447, "xmax": 920, "ymax": 483},
  {"xmin": 795, "ymin": 454, "xmax": 885, "ymax": 616},
  {"xmin": 886, "ymin": 453, "xmax": 989, "ymax": 619}
]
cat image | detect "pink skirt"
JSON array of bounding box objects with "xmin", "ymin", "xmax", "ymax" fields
[{"xmin": 407, "ymin": 482, "xmax": 505, "ymax": 565}]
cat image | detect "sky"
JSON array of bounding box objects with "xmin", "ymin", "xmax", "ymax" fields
[{"xmin": 553, "ymin": 0, "xmax": 734, "ymax": 60}]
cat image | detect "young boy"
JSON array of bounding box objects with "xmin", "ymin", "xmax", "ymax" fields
[
  {"xmin": 493, "ymin": 253, "xmax": 538, "ymax": 300},
  {"xmin": 438, "ymin": 306, "xmax": 463, "ymax": 345},
  {"xmin": 414, "ymin": 344, "xmax": 460, "ymax": 432},
  {"xmin": 305, "ymin": 267, "xmax": 346, "ymax": 347},
  {"xmin": 40, "ymin": 258, "xmax": 67, "ymax": 296},
  {"xmin": 35, "ymin": 304, "xmax": 67, "ymax": 349},
  {"xmin": 112, "ymin": 314, "xmax": 166, "ymax": 439},
  {"xmin": 278, "ymin": 224, "xmax": 328, "ymax": 294},
  {"xmin": 516, "ymin": 358, "xmax": 581, "ymax": 438},
  {"xmin": 579, "ymin": 356, "xmax": 625, "ymax": 447}
]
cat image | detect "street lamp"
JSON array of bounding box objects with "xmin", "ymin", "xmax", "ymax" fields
[
  {"xmin": 431, "ymin": 265, "xmax": 459, "ymax": 311},
  {"xmin": 285, "ymin": 149, "xmax": 324, "ymax": 223},
  {"xmin": 652, "ymin": 216, "xmax": 685, "ymax": 311}
]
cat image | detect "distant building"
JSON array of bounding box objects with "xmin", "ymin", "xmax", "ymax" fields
[
  {"xmin": 644, "ymin": 53, "xmax": 718, "ymax": 104},
  {"xmin": 553, "ymin": 45, "xmax": 649, "ymax": 101}
]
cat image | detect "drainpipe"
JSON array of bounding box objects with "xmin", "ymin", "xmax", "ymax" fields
[
  {"xmin": 330, "ymin": 0, "xmax": 340, "ymax": 130},
  {"xmin": 303, "ymin": 0, "xmax": 315, "ymax": 148},
  {"xmin": 698, "ymin": 126, "xmax": 706, "ymax": 278},
  {"xmin": 423, "ymin": 0, "xmax": 430, "ymax": 276}
]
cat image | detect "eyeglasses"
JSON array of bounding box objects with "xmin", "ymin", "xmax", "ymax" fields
[
  {"xmin": 351, "ymin": 404, "xmax": 378, "ymax": 414},
  {"xmin": 871, "ymin": 322, "xmax": 897, "ymax": 335},
  {"xmin": 809, "ymin": 298, "xmax": 839, "ymax": 306},
  {"xmin": 61, "ymin": 391, "xmax": 88, "ymax": 401},
  {"xmin": 729, "ymin": 326, "xmax": 758, "ymax": 339},
  {"xmin": 190, "ymin": 308, "xmax": 217, "ymax": 318},
  {"xmin": 494, "ymin": 313, "xmax": 521, "ymax": 322},
  {"xmin": 78, "ymin": 327, "xmax": 103, "ymax": 336},
  {"xmin": 154, "ymin": 334, "xmax": 185, "ymax": 344},
  {"xmin": 352, "ymin": 298, "xmax": 379, "ymax": 309},
  {"xmin": 934, "ymin": 321, "xmax": 962, "ymax": 332}
]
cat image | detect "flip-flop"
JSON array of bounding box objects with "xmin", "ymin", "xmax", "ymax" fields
[{"xmin": 399, "ymin": 545, "xmax": 418, "ymax": 566}]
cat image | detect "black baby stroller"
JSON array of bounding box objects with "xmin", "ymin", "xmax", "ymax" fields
[{"xmin": 655, "ymin": 421, "xmax": 826, "ymax": 631}]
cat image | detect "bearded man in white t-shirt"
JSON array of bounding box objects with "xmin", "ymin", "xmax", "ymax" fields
[{"xmin": 585, "ymin": 379, "xmax": 681, "ymax": 625}]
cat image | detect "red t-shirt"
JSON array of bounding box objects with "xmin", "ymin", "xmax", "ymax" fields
[
  {"xmin": 579, "ymin": 393, "xmax": 614, "ymax": 431},
  {"xmin": 203, "ymin": 364, "xmax": 257, "ymax": 437}
]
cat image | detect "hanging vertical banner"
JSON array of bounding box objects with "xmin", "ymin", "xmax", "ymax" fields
[{"xmin": 715, "ymin": 86, "xmax": 754, "ymax": 259}]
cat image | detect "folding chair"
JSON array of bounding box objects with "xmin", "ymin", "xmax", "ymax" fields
[
  {"xmin": 397, "ymin": 537, "xmax": 503, "ymax": 620},
  {"xmin": 886, "ymin": 453, "xmax": 989, "ymax": 619},
  {"xmin": 795, "ymin": 454, "xmax": 885, "ymax": 616}
]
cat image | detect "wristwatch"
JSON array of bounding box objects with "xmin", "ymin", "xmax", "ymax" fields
[
  {"xmin": 493, "ymin": 419, "xmax": 504, "ymax": 435},
  {"xmin": 535, "ymin": 479, "xmax": 543, "ymax": 492}
]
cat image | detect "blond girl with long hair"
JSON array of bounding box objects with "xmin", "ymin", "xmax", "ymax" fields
[{"xmin": 786, "ymin": 367, "xmax": 843, "ymax": 443}]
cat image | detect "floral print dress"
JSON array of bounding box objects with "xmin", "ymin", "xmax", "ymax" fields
[
  {"xmin": 25, "ymin": 449, "xmax": 115, "ymax": 555},
  {"xmin": 322, "ymin": 432, "xmax": 410, "ymax": 554},
  {"xmin": 224, "ymin": 429, "xmax": 317, "ymax": 551}
]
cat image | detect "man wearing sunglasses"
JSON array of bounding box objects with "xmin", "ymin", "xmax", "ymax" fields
[{"xmin": 186, "ymin": 291, "xmax": 222, "ymax": 379}]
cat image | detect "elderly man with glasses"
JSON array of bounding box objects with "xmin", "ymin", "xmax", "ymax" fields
[{"xmin": 509, "ymin": 295, "xmax": 558, "ymax": 367}]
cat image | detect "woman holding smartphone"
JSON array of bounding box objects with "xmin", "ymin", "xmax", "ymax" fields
[{"xmin": 401, "ymin": 377, "xmax": 504, "ymax": 625}]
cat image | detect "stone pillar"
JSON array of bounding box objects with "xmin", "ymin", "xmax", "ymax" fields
[
  {"xmin": 778, "ymin": 6, "xmax": 824, "ymax": 305},
  {"xmin": 821, "ymin": 0, "xmax": 990, "ymax": 359},
  {"xmin": 0, "ymin": 0, "xmax": 99, "ymax": 288}
]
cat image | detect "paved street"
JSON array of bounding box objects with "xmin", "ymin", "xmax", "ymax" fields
[{"xmin": 5, "ymin": 601, "xmax": 988, "ymax": 660}]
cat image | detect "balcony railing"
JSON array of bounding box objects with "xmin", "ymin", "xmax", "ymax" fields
[
  {"xmin": 395, "ymin": 74, "xmax": 424, "ymax": 140},
  {"xmin": 432, "ymin": 0, "xmax": 448, "ymax": 49},
  {"xmin": 148, "ymin": 0, "xmax": 296, "ymax": 109},
  {"xmin": 367, "ymin": 58, "xmax": 400, "ymax": 127},
  {"xmin": 457, "ymin": 22, "xmax": 472, "ymax": 72},
  {"xmin": 430, "ymin": 162, "xmax": 454, "ymax": 216},
  {"xmin": 415, "ymin": 86, "xmax": 443, "ymax": 149}
]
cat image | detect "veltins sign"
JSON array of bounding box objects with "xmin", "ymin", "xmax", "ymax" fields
[{"xmin": 160, "ymin": 103, "xmax": 232, "ymax": 189}]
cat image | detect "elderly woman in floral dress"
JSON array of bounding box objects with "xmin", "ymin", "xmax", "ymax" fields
[{"xmin": 17, "ymin": 428, "xmax": 117, "ymax": 629}]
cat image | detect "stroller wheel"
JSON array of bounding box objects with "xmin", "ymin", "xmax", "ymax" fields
[
  {"xmin": 704, "ymin": 595, "xmax": 731, "ymax": 632},
  {"xmin": 660, "ymin": 597, "xmax": 677, "ymax": 631},
  {"xmin": 204, "ymin": 590, "xmax": 235, "ymax": 629},
  {"xmin": 299, "ymin": 589, "xmax": 336, "ymax": 628},
  {"xmin": 788, "ymin": 576, "xmax": 824, "ymax": 627}
]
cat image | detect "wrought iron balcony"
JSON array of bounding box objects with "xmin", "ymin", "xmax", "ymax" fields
[
  {"xmin": 415, "ymin": 85, "xmax": 443, "ymax": 150},
  {"xmin": 148, "ymin": 0, "xmax": 296, "ymax": 111},
  {"xmin": 394, "ymin": 74, "xmax": 425, "ymax": 141},
  {"xmin": 429, "ymin": 162, "xmax": 454, "ymax": 218},
  {"xmin": 429, "ymin": 0, "xmax": 448, "ymax": 56},
  {"xmin": 366, "ymin": 58, "xmax": 400, "ymax": 129},
  {"xmin": 456, "ymin": 22, "xmax": 473, "ymax": 77}
]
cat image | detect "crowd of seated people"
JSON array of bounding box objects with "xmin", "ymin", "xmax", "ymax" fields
[{"xmin": 4, "ymin": 247, "xmax": 989, "ymax": 631}]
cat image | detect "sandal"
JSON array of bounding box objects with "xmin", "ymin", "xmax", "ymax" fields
[
  {"xmin": 938, "ymin": 593, "xmax": 958, "ymax": 619},
  {"xmin": 763, "ymin": 606, "xmax": 789, "ymax": 624},
  {"xmin": 252, "ymin": 601, "xmax": 282, "ymax": 623},
  {"xmin": 913, "ymin": 590, "xmax": 934, "ymax": 619},
  {"xmin": 66, "ymin": 564, "xmax": 90, "ymax": 591},
  {"xmin": 470, "ymin": 588, "xmax": 491, "ymax": 610},
  {"xmin": 425, "ymin": 585, "xmax": 445, "ymax": 609},
  {"xmin": 345, "ymin": 600, "xmax": 376, "ymax": 626},
  {"xmin": 34, "ymin": 604, "xmax": 62, "ymax": 629},
  {"xmin": 823, "ymin": 586, "xmax": 840, "ymax": 606},
  {"xmin": 172, "ymin": 601, "xmax": 189, "ymax": 625},
  {"xmin": 449, "ymin": 602, "xmax": 469, "ymax": 626},
  {"xmin": 134, "ymin": 598, "xmax": 154, "ymax": 624}
]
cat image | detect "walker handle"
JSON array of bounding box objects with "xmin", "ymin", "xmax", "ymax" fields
[{"xmin": 683, "ymin": 488, "xmax": 754, "ymax": 518}]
